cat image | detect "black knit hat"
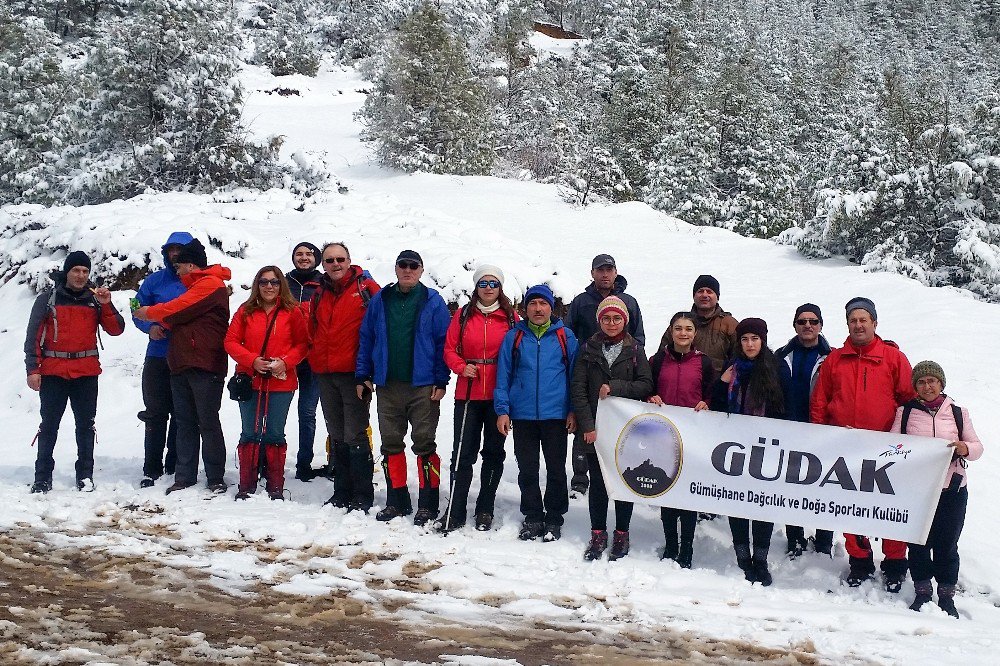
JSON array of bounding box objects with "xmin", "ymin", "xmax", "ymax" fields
[
  {"xmin": 63, "ymin": 250, "xmax": 91, "ymax": 274},
  {"xmin": 175, "ymin": 238, "xmax": 208, "ymax": 269},
  {"xmin": 794, "ymin": 303, "xmax": 823, "ymax": 325},
  {"xmin": 736, "ymin": 317, "xmax": 768, "ymax": 345},
  {"xmin": 292, "ymin": 242, "xmax": 321, "ymax": 268},
  {"xmin": 693, "ymin": 274, "xmax": 720, "ymax": 296}
]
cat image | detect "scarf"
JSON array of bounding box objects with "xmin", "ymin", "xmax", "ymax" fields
[
  {"xmin": 477, "ymin": 300, "xmax": 501, "ymax": 314},
  {"xmin": 727, "ymin": 358, "xmax": 764, "ymax": 416}
]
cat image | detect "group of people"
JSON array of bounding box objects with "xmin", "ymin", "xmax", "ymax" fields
[{"xmin": 24, "ymin": 242, "xmax": 982, "ymax": 618}]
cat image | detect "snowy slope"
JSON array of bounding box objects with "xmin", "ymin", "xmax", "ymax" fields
[{"xmin": 0, "ymin": 64, "xmax": 998, "ymax": 664}]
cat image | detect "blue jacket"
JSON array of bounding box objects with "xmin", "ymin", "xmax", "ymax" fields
[
  {"xmin": 494, "ymin": 319, "xmax": 579, "ymax": 420},
  {"xmin": 356, "ymin": 283, "xmax": 451, "ymax": 388},
  {"xmin": 133, "ymin": 231, "xmax": 193, "ymax": 358}
]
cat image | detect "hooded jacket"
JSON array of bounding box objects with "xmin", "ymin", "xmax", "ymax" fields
[
  {"xmin": 570, "ymin": 333, "xmax": 653, "ymax": 433},
  {"xmin": 133, "ymin": 231, "xmax": 193, "ymax": 358},
  {"xmin": 891, "ymin": 396, "xmax": 984, "ymax": 490},
  {"xmin": 145, "ymin": 264, "xmax": 232, "ymax": 375},
  {"xmin": 308, "ymin": 265, "xmax": 380, "ymax": 374},
  {"xmin": 24, "ymin": 277, "xmax": 125, "ymax": 379},
  {"xmin": 566, "ymin": 274, "xmax": 645, "ymax": 346},
  {"xmin": 810, "ymin": 334, "xmax": 916, "ymax": 432},
  {"xmin": 443, "ymin": 304, "xmax": 519, "ymax": 401},
  {"xmin": 494, "ymin": 318, "xmax": 579, "ymax": 421}
]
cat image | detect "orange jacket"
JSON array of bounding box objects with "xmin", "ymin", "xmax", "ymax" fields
[
  {"xmin": 146, "ymin": 265, "xmax": 231, "ymax": 374},
  {"xmin": 225, "ymin": 304, "xmax": 309, "ymax": 391},
  {"xmin": 307, "ymin": 266, "xmax": 380, "ymax": 374},
  {"xmin": 810, "ymin": 335, "xmax": 916, "ymax": 432}
]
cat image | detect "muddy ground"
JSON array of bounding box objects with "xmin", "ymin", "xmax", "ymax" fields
[{"xmin": 0, "ymin": 525, "xmax": 832, "ymax": 665}]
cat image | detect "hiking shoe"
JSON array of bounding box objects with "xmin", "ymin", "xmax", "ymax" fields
[
  {"xmin": 294, "ymin": 467, "xmax": 314, "ymax": 482},
  {"xmin": 268, "ymin": 491, "xmax": 285, "ymax": 501},
  {"xmin": 139, "ymin": 477, "xmax": 156, "ymax": 489},
  {"xmin": 884, "ymin": 574, "xmax": 904, "ymax": 594},
  {"xmin": 376, "ymin": 505, "xmax": 412, "ymax": 522},
  {"xmin": 474, "ymin": 513, "xmax": 493, "ymax": 531},
  {"xmin": 413, "ymin": 508, "xmax": 438, "ymax": 527},
  {"xmin": 313, "ymin": 464, "xmax": 335, "ymax": 480},
  {"xmin": 207, "ymin": 481, "xmax": 228, "ymax": 495},
  {"xmin": 937, "ymin": 596, "xmax": 959, "ymax": 618},
  {"xmin": 165, "ymin": 481, "xmax": 195, "ymax": 495},
  {"xmin": 76, "ymin": 478, "xmax": 95, "ymax": 492},
  {"xmin": 30, "ymin": 480, "xmax": 51, "ymax": 494},
  {"xmin": 583, "ymin": 529, "xmax": 608, "ymax": 561},
  {"xmin": 753, "ymin": 557, "xmax": 773, "ymax": 587},
  {"xmin": 608, "ymin": 530, "xmax": 630, "ymax": 561},
  {"xmin": 435, "ymin": 512, "xmax": 465, "ymax": 533},
  {"xmin": 347, "ymin": 501, "xmax": 371, "ymax": 514},
  {"xmin": 542, "ymin": 524, "xmax": 562, "ymax": 542},
  {"xmin": 846, "ymin": 556, "xmax": 876, "ymax": 587},
  {"xmin": 235, "ymin": 491, "xmax": 251, "ymax": 500},
  {"xmin": 570, "ymin": 480, "xmax": 588, "ymax": 496},
  {"xmin": 518, "ymin": 521, "xmax": 545, "ymax": 541}
]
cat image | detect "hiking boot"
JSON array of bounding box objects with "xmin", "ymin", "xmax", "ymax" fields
[
  {"xmin": 313, "ymin": 464, "xmax": 335, "ymax": 480},
  {"xmin": 542, "ymin": 524, "xmax": 562, "ymax": 542},
  {"xmin": 845, "ymin": 555, "xmax": 876, "ymax": 587},
  {"xmin": 909, "ymin": 580, "xmax": 933, "ymax": 611},
  {"xmin": 880, "ymin": 557, "xmax": 907, "ymax": 593},
  {"xmin": 752, "ymin": 556, "xmax": 773, "ymax": 587},
  {"xmin": 76, "ymin": 478, "xmax": 95, "ymax": 492},
  {"xmin": 165, "ymin": 481, "xmax": 195, "ymax": 495},
  {"xmin": 735, "ymin": 544, "xmax": 755, "ymax": 582},
  {"xmin": 235, "ymin": 491, "xmax": 251, "ymax": 500},
  {"xmin": 570, "ymin": 480, "xmax": 588, "ymax": 496},
  {"xmin": 608, "ymin": 530, "xmax": 630, "ymax": 561},
  {"xmin": 474, "ymin": 513, "xmax": 493, "ymax": 531},
  {"xmin": 676, "ymin": 544, "xmax": 693, "ymax": 570},
  {"xmin": 413, "ymin": 508, "xmax": 437, "ymax": 527},
  {"xmin": 518, "ymin": 521, "xmax": 545, "ymax": 541},
  {"xmin": 583, "ymin": 530, "xmax": 608, "ymax": 561},
  {"xmin": 347, "ymin": 501, "xmax": 370, "ymax": 514},
  {"xmin": 139, "ymin": 477, "xmax": 156, "ymax": 489},
  {"xmin": 30, "ymin": 480, "xmax": 51, "ymax": 494},
  {"xmin": 376, "ymin": 505, "xmax": 412, "ymax": 522},
  {"xmin": 698, "ymin": 513, "xmax": 717, "ymax": 521},
  {"xmin": 294, "ymin": 467, "xmax": 314, "ymax": 482},
  {"xmin": 883, "ymin": 574, "xmax": 904, "ymax": 594},
  {"xmin": 207, "ymin": 481, "xmax": 228, "ymax": 495},
  {"xmin": 435, "ymin": 511, "xmax": 464, "ymax": 533},
  {"xmin": 938, "ymin": 585, "xmax": 959, "ymax": 618},
  {"xmin": 324, "ymin": 495, "xmax": 350, "ymax": 509},
  {"xmin": 787, "ymin": 540, "xmax": 804, "ymax": 560},
  {"xmin": 269, "ymin": 491, "xmax": 285, "ymax": 501}
]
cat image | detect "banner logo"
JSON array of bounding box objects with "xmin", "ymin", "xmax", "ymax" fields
[{"xmin": 615, "ymin": 413, "xmax": 682, "ymax": 498}]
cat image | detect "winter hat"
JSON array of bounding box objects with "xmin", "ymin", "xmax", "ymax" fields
[
  {"xmin": 524, "ymin": 284, "xmax": 555, "ymax": 309},
  {"xmin": 912, "ymin": 360, "xmax": 946, "ymax": 389},
  {"xmin": 596, "ymin": 296, "xmax": 629, "ymax": 324},
  {"xmin": 175, "ymin": 238, "xmax": 209, "ymax": 269},
  {"xmin": 845, "ymin": 296, "xmax": 877, "ymax": 322},
  {"xmin": 794, "ymin": 303, "xmax": 823, "ymax": 325},
  {"xmin": 736, "ymin": 317, "xmax": 768, "ymax": 345},
  {"xmin": 292, "ymin": 242, "xmax": 321, "ymax": 268},
  {"xmin": 693, "ymin": 274, "xmax": 721, "ymax": 296},
  {"xmin": 63, "ymin": 251, "xmax": 91, "ymax": 274},
  {"xmin": 396, "ymin": 249, "xmax": 423, "ymax": 266},
  {"xmin": 473, "ymin": 264, "xmax": 505, "ymax": 287}
]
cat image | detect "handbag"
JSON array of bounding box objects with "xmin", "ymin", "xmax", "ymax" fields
[{"xmin": 227, "ymin": 307, "xmax": 281, "ymax": 401}]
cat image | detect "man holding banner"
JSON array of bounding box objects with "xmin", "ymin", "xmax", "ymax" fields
[{"xmin": 810, "ymin": 297, "xmax": 917, "ymax": 590}]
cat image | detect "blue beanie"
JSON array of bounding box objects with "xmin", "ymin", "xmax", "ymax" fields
[{"xmin": 524, "ymin": 284, "xmax": 555, "ymax": 309}]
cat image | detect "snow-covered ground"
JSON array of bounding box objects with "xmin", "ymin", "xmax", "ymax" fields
[{"xmin": 1, "ymin": 64, "xmax": 998, "ymax": 664}]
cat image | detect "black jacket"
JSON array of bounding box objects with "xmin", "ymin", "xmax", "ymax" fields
[
  {"xmin": 570, "ymin": 333, "xmax": 654, "ymax": 433},
  {"xmin": 566, "ymin": 275, "xmax": 645, "ymax": 346}
]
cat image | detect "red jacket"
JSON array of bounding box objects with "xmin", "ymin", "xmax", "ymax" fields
[
  {"xmin": 307, "ymin": 266, "xmax": 380, "ymax": 374},
  {"xmin": 24, "ymin": 284, "xmax": 125, "ymax": 379},
  {"xmin": 443, "ymin": 305, "xmax": 518, "ymax": 401},
  {"xmin": 146, "ymin": 265, "xmax": 231, "ymax": 375},
  {"xmin": 810, "ymin": 335, "xmax": 916, "ymax": 432},
  {"xmin": 225, "ymin": 304, "xmax": 309, "ymax": 392}
]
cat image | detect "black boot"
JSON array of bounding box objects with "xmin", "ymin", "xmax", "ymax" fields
[
  {"xmin": 348, "ymin": 441, "xmax": 374, "ymax": 511},
  {"xmin": 735, "ymin": 543, "xmax": 755, "ymax": 582},
  {"xmin": 937, "ymin": 584, "xmax": 959, "ymax": 618},
  {"xmin": 752, "ymin": 546, "xmax": 772, "ymax": 586},
  {"xmin": 909, "ymin": 579, "xmax": 933, "ymax": 611},
  {"xmin": 329, "ymin": 440, "xmax": 351, "ymax": 506},
  {"xmin": 677, "ymin": 541, "xmax": 693, "ymax": 569},
  {"xmin": 415, "ymin": 453, "xmax": 441, "ymax": 526},
  {"xmin": 881, "ymin": 557, "xmax": 908, "ymax": 594},
  {"xmin": 377, "ymin": 454, "xmax": 411, "ymax": 521},
  {"xmin": 846, "ymin": 554, "xmax": 876, "ymax": 587}
]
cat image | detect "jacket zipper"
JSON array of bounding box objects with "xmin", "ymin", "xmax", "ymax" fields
[{"xmin": 535, "ymin": 334, "xmax": 541, "ymax": 419}]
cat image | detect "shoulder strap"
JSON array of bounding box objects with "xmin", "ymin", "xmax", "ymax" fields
[
  {"xmin": 259, "ymin": 307, "xmax": 281, "ymax": 358},
  {"xmin": 900, "ymin": 403, "xmax": 914, "ymax": 434},
  {"xmin": 356, "ymin": 274, "xmax": 372, "ymax": 307},
  {"xmin": 556, "ymin": 326, "xmax": 568, "ymax": 370},
  {"xmin": 456, "ymin": 303, "xmax": 473, "ymax": 357},
  {"xmin": 951, "ymin": 403, "xmax": 964, "ymax": 441}
]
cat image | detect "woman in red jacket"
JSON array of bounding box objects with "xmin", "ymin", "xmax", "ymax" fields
[
  {"xmin": 225, "ymin": 266, "xmax": 309, "ymax": 500},
  {"xmin": 648, "ymin": 311, "xmax": 714, "ymax": 568},
  {"xmin": 439, "ymin": 265, "xmax": 518, "ymax": 532}
]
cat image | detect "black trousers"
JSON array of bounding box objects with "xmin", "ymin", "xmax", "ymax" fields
[
  {"xmin": 585, "ymin": 449, "xmax": 632, "ymax": 531},
  {"xmin": 35, "ymin": 375, "xmax": 98, "ymax": 484},
  {"xmin": 170, "ymin": 369, "xmax": 226, "ymax": 485},
  {"xmin": 908, "ymin": 486, "xmax": 967, "ymax": 586},
  {"xmin": 730, "ymin": 517, "xmax": 773, "ymax": 555},
  {"xmin": 446, "ymin": 399, "xmax": 506, "ymax": 523},
  {"xmin": 512, "ymin": 419, "xmax": 568, "ymax": 526},
  {"xmin": 662, "ymin": 507, "xmax": 697, "ymax": 551},
  {"xmin": 785, "ymin": 525, "xmax": 834, "ymax": 552},
  {"xmin": 140, "ymin": 355, "xmax": 176, "ymax": 478}
]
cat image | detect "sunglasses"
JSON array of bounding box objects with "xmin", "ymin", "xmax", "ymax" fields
[
  {"xmin": 795, "ymin": 318, "xmax": 820, "ymax": 326},
  {"xmin": 477, "ymin": 279, "xmax": 501, "ymax": 289},
  {"xmin": 258, "ymin": 278, "xmax": 281, "ymax": 287},
  {"xmin": 397, "ymin": 260, "xmax": 421, "ymax": 270},
  {"xmin": 324, "ymin": 257, "xmax": 348, "ymax": 264}
]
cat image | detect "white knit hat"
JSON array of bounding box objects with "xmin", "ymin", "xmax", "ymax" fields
[{"xmin": 473, "ymin": 264, "xmax": 505, "ymax": 286}]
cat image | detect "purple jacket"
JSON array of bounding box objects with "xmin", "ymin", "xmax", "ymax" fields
[{"xmin": 891, "ymin": 396, "xmax": 984, "ymax": 489}]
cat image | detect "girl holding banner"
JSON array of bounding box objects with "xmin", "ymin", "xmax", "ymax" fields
[{"xmin": 711, "ymin": 317, "xmax": 790, "ymax": 586}]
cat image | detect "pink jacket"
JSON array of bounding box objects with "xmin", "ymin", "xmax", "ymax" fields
[{"xmin": 891, "ymin": 396, "xmax": 984, "ymax": 489}]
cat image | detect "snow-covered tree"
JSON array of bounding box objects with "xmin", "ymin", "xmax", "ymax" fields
[{"xmin": 249, "ymin": 0, "xmax": 321, "ymax": 76}]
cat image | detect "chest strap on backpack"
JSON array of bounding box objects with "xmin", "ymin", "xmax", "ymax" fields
[
  {"xmin": 464, "ymin": 358, "xmax": 496, "ymax": 365},
  {"xmin": 43, "ymin": 349, "xmax": 99, "ymax": 359}
]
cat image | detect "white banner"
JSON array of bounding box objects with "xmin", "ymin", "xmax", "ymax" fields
[{"xmin": 594, "ymin": 398, "xmax": 954, "ymax": 544}]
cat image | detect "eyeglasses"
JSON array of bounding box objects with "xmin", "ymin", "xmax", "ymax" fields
[
  {"xmin": 258, "ymin": 278, "xmax": 281, "ymax": 287},
  {"xmin": 795, "ymin": 318, "xmax": 820, "ymax": 326},
  {"xmin": 600, "ymin": 315, "xmax": 625, "ymax": 324},
  {"xmin": 397, "ymin": 261, "xmax": 421, "ymax": 270},
  {"xmin": 477, "ymin": 279, "xmax": 501, "ymax": 289},
  {"xmin": 324, "ymin": 257, "xmax": 348, "ymax": 264}
]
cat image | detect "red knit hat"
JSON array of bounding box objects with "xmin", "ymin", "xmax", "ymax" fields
[{"xmin": 597, "ymin": 296, "xmax": 629, "ymax": 324}]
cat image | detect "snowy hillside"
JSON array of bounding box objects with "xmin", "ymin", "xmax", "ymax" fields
[{"xmin": 1, "ymin": 65, "xmax": 998, "ymax": 664}]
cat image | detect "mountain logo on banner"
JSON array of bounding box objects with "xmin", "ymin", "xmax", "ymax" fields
[{"xmin": 614, "ymin": 412, "xmax": 683, "ymax": 498}]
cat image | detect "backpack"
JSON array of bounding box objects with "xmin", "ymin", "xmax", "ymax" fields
[
  {"xmin": 511, "ymin": 324, "xmax": 569, "ymax": 375},
  {"xmin": 310, "ymin": 273, "xmax": 372, "ymax": 326},
  {"xmin": 456, "ymin": 302, "xmax": 516, "ymax": 358},
  {"xmin": 900, "ymin": 400, "xmax": 964, "ymax": 440}
]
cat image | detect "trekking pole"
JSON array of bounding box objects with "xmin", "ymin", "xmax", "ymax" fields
[
  {"xmin": 443, "ymin": 368, "xmax": 475, "ymax": 534},
  {"xmin": 257, "ymin": 376, "xmax": 271, "ymax": 488}
]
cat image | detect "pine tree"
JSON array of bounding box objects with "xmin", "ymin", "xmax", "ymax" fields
[{"xmin": 250, "ymin": 0, "xmax": 321, "ymax": 76}]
